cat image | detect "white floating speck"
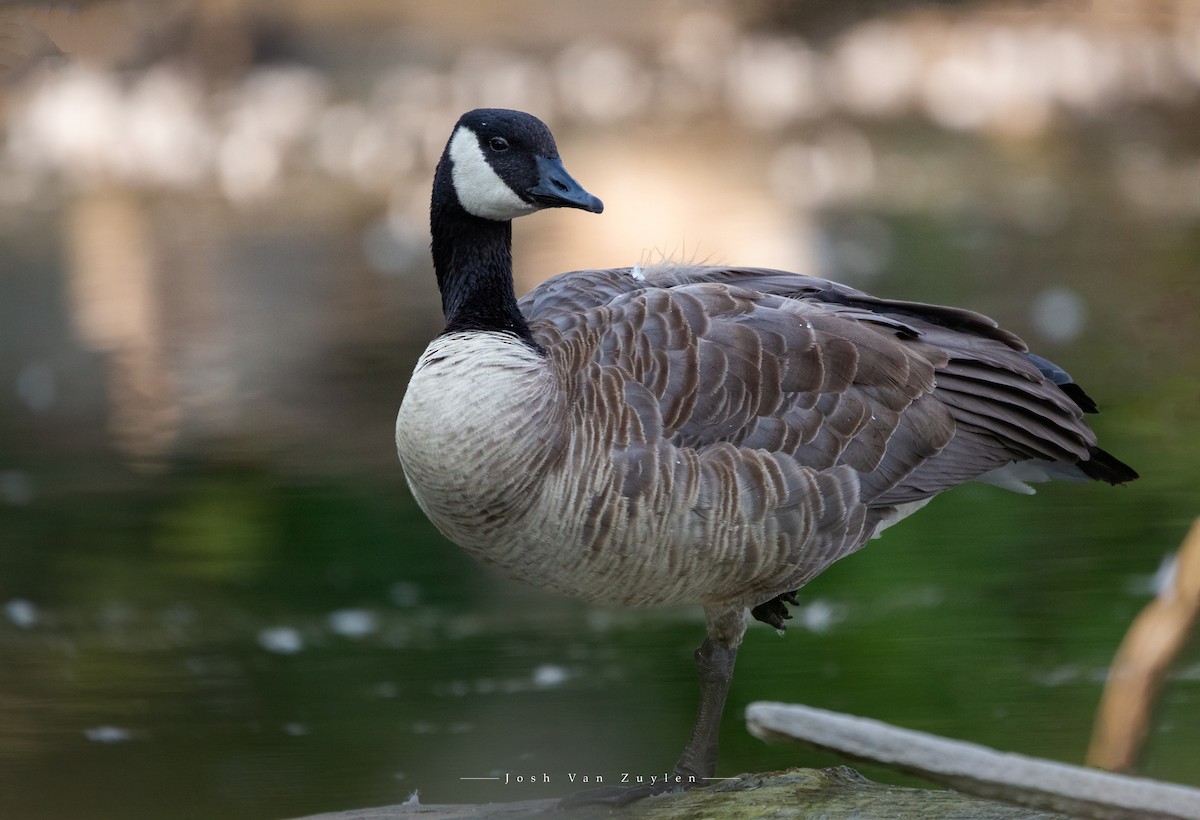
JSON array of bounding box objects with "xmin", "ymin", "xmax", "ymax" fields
[
  {"xmin": 0, "ymin": 470, "xmax": 34, "ymax": 506},
  {"xmin": 799, "ymin": 599, "xmax": 841, "ymax": 634},
  {"xmin": 372, "ymin": 682, "xmax": 398, "ymax": 699},
  {"xmin": 1030, "ymin": 286, "xmax": 1087, "ymax": 344},
  {"xmin": 388, "ymin": 581, "xmax": 421, "ymax": 608},
  {"xmin": 257, "ymin": 626, "xmax": 304, "ymax": 654},
  {"xmin": 5, "ymin": 598, "xmax": 38, "ymax": 628},
  {"xmin": 16, "ymin": 362, "xmax": 56, "ymax": 412},
  {"xmin": 531, "ymin": 663, "xmax": 569, "ymax": 689},
  {"xmin": 1033, "ymin": 664, "xmax": 1082, "ymax": 687},
  {"xmin": 85, "ymin": 726, "xmax": 132, "ymax": 743},
  {"xmin": 328, "ymin": 608, "xmax": 377, "ymax": 639},
  {"xmin": 283, "ymin": 722, "xmax": 308, "ymax": 736},
  {"xmin": 586, "ymin": 609, "xmax": 614, "ymax": 633}
]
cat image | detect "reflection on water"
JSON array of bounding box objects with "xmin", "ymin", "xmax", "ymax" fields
[
  {"xmin": 1, "ymin": 2, "xmax": 1199, "ymax": 819},
  {"xmin": 65, "ymin": 189, "xmax": 180, "ymax": 461}
]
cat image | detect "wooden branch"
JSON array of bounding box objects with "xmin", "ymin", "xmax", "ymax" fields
[
  {"xmin": 1088, "ymin": 517, "xmax": 1200, "ymax": 771},
  {"xmin": 747, "ymin": 701, "xmax": 1200, "ymax": 820}
]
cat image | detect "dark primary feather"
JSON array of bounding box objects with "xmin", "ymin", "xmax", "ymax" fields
[{"xmin": 523, "ymin": 264, "xmax": 1136, "ymax": 579}]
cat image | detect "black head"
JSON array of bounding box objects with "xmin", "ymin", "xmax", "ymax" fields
[{"xmin": 440, "ymin": 108, "xmax": 604, "ymax": 221}]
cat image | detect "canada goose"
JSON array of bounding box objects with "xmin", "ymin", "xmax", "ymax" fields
[{"xmin": 394, "ymin": 108, "xmax": 1138, "ymax": 803}]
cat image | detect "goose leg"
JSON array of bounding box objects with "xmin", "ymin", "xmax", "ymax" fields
[
  {"xmin": 560, "ymin": 607, "xmax": 746, "ymax": 807},
  {"xmin": 673, "ymin": 635, "xmax": 738, "ymax": 781}
]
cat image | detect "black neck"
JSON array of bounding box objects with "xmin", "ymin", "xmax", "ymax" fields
[{"xmin": 430, "ymin": 164, "xmax": 538, "ymax": 347}]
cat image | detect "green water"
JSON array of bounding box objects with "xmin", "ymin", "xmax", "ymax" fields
[
  {"xmin": 3, "ymin": 202, "xmax": 1198, "ymax": 818},
  {"xmin": 0, "ymin": 457, "xmax": 1194, "ymax": 819}
]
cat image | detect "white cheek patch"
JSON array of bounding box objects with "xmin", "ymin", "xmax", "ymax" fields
[{"xmin": 449, "ymin": 127, "xmax": 536, "ymax": 221}]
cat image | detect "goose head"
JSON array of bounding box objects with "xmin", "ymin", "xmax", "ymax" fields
[{"xmin": 439, "ymin": 108, "xmax": 604, "ymax": 221}]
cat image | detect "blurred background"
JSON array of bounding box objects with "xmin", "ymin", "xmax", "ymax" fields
[{"xmin": 0, "ymin": 1, "xmax": 1198, "ymax": 817}]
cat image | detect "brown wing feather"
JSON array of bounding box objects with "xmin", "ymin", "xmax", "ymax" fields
[{"xmin": 521, "ymin": 263, "xmax": 1134, "ymax": 604}]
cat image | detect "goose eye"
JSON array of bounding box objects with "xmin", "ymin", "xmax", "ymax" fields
[{"xmin": 488, "ymin": 137, "xmax": 509, "ymax": 152}]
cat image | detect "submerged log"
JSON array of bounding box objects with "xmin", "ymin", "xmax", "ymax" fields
[{"xmin": 293, "ymin": 766, "xmax": 1066, "ymax": 819}]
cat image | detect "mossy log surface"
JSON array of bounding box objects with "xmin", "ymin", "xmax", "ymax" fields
[{"xmin": 293, "ymin": 766, "xmax": 1066, "ymax": 819}]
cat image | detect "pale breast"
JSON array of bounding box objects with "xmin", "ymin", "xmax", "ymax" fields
[{"xmin": 396, "ymin": 332, "xmax": 564, "ymax": 551}]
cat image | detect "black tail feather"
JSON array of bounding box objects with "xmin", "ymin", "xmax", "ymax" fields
[{"xmin": 1080, "ymin": 446, "xmax": 1139, "ymax": 485}]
